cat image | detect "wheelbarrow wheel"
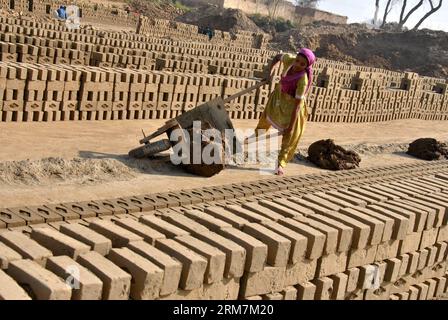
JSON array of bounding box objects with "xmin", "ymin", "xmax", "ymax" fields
[{"xmin": 128, "ymin": 139, "xmax": 172, "ymax": 158}]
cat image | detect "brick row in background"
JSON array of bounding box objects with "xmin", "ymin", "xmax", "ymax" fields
[{"xmin": 1, "ymin": 61, "xmax": 447, "ymax": 122}]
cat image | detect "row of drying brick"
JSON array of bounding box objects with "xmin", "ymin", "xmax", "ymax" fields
[
  {"xmin": 2, "ymin": 11, "xmax": 446, "ymax": 92},
  {"xmin": 136, "ymin": 16, "xmax": 271, "ymax": 50},
  {"xmin": 0, "ymin": 30, "xmax": 271, "ymax": 77},
  {"xmin": 2, "ymin": 60, "xmax": 448, "ymax": 123},
  {"xmin": 1, "ymin": 17, "xmax": 445, "ymax": 92},
  {"xmin": 0, "ymin": 16, "xmax": 275, "ymax": 59},
  {"xmin": 0, "ymin": 172, "xmax": 447, "ymax": 299},
  {"xmin": 247, "ymin": 249, "xmax": 448, "ymax": 300},
  {"xmin": 1, "ymin": 161, "xmax": 448, "ymax": 230},
  {"xmin": 0, "ymin": 61, "xmax": 267, "ymax": 122}
]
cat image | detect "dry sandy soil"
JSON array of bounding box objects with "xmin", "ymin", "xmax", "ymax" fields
[{"xmin": 1, "ymin": 119, "xmax": 448, "ymax": 208}]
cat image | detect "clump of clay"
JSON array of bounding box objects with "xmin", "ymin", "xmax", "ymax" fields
[
  {"xmin": 407, "ymin": 138, "xmax": 448, "ymax": 160},
  {"xmin": 307, "ymin": 139, "xmax": 361, "ymax": 170}
]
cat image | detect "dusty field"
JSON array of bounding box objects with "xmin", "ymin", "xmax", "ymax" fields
[{"xmin": 1, "ymin": 119, "xmax": 447, "ymax": 208}]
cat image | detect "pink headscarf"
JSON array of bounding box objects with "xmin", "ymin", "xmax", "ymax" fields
[
  {"xmin": 298, "ymin": 48, "xmax": 316, "ymax": 93},
  {"xmin": 280, "ymin": 48, "xmax": 316, "ymax": 97}
]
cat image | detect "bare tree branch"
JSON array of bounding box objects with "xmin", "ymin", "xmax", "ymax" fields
[
  {"xmin": 381, "ymin": 0, "xmax": 393, "ymax": 27},
  {"xmin": 373, "ymin": 0, "xmax": 380, "ymax": 24},
  {"xmin": 413, "ymin": 0, "xmax": 443, "ymax": 30},
  {"xmin": 398, "ymin": 0, "xmax": 424, "ymax": 28}
]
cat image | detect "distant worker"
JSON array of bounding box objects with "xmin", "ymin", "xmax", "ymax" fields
[
  {"xmin": 251, "ymin": 48, "xmax": 316, "ymax": 176},
  {"xmin": 56, "ymin": 5, "xmax": 67, "ymax": 20}
]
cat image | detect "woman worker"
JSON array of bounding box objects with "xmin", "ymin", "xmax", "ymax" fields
[{"xmin": 255, "ymin": 48, "xmax": 316, "ymax": 176}]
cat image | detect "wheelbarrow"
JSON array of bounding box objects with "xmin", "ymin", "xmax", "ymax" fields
[{"xmin": 128, "ymin": 79, "xmax": 268, "ymax": 177}]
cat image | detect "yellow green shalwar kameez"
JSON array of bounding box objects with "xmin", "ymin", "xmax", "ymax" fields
[{"xmin": 256, "ymin": 54, "xmax": 309, "ymax": 168}]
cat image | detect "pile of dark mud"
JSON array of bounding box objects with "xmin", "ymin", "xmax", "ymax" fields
[{"xmin": 307, "ymin": 139, "xmax": 361, "ymax": 170}]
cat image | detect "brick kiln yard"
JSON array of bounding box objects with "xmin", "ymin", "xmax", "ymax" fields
[{"xmin": 1, "ymin": 2, "xmax": 448, "ymax": 301}]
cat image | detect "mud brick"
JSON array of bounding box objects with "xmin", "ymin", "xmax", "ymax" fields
[
  {"xmin": 101, "ymin": 198, "xmax": 142, "ymax": 214},
  {"xmin": 261, "ymin": 221, "xmax": 308, "ymax": 264},
  {"xmin": 329, "ymin": 273, "xmax": 348, "ymax": 300},
  {"xmin": 418, "ymin": 249, "xmax": 429, "ymax": 270},
  {"xmin": 339, "ymin": 207, "xmax": 385, "ymax": 246},
  {"xmin": 175, "ymin": 235, "xmax": 226, "ymax": 284},
  {"xmin": 7, "ymin": 259, "xmax": 72, "ymax": 300},
  {"xmin": 389, "ymin": 199, "xmax": 436, "ymax": 230},
  {"xmin": 30, "ymin": 227, "xmax": 90, "ymax": 259},
  {"xmin": 0, "ymin": 241, "xmax": 21, "ymax": 269},
  {"xmin": 277, "ymin": 218, "xmax": 326, "ymax": 259},
  {"xmin": 415, "ymin": 283, "xmax": 429, "ymax": 300},
  {"xmin": 114, "ymin": 218, "xmax": 166, "ymax": 245},
  {"xmin": 435, "ymin": 277, "xmax": 447, "ymax": 297},
  {"xmin": 57, "ymin": 202, "xmax": 97, "ymax": 219},
  {"xmin": 59, "ymin": 224, "xmax": 112, "ymax": 256},
  {"xmin": 408, "ymin": 286, "xmax": 420, "ymax": 300},
  {"xmin": 183, "ymin": 210, "xmax": 232, "ymax": 231},
  {"xmin": 345, "ymin": 268, "xmax": 360, "ymax": 292},
  {"xmin": 43, "ymin": 204, "xmax": 80, "ymax": 221},
  {"xmin": 420, "ymin": 228, "xmax": 438, "ymax": 249},
  {"xmin": 0, "ymin": 231, "xmax": 52, "ymax": 266},
  {"xmin": 127, "ymin": 241, "xmax": 181, "ymax": 296},
  {"xmin": 399, "ymin": 232, "xmax": 422, "ymax": 254},
  {"xmin": 402, "ymin": 197, "xmax": 447, "ymax": 228},
  {"xmin": 296, "ymin": 281, "xmax": 316, "ymax": 300},
  {"xmin": 337, "ymin": 189, "xmax": 379, "ymax": 205},
  {"xmin": 363, "ymin": 204, "xmax": 411, "ymax": 239},
  {"xmin": 155, "ymin": 238, "xmax": 207, "ymax": 290},
  {"xmin": 46, "ymin": 256, "xmax": 103, "ymax": 300},
  {"xmin": 242, "ymin": 223, "xmax": 291, "ymax": 267},
  {"xmin": 257, "ymin": 200, "xmax": 302, "ymax": 219},
  {"xmin": 435, "ymin": 242, "xmax": 447, "ymax": 262},
  {"xmin": 0, "ymin": 269, "xmax": 31, "ymax": 300},
  {"xmin": 223, "ymin": 205, "xmax": 274, "ymax": 224},
  {"xmin": 217, "ymin": 227, "xmax": 267, "ymax": 272},
  {"xmin": 5, "ymin": 206, "xmax": 45, "ymax": 225},
  {"xmin": 77, "ymin": 251, "xmax": 131, "ymax": 300},
  {"xmin": 348, "ymin": 206, "xmax": 394, "ymax": 243},
  {"xmin": 161, "ymin": 212, "xmax": 210, "ymax": 234},
  {"xmin": 108, "ymin": 248, "xmax": 163, "ymax": 300},
  {"xmin": 313, "ymin": 277, "xmax": 334, "ymax": 300},
  {"xmin": 414, "ymin": 193, "xmax": 448, "ymax": 225},
  {"xmin": 292, "ymin": 215, "xmax": 339, "ymax": 255},
  {"xmin": 139, "ymin": 215, "xmax": 189, "ymax": 238},
  {"xmin": 439, "ymin": 225, "xmax": 448, "ymax": 242},
  {"xmin": 376, "ymin": 239, "xmax": 401, "ymax": 261},
  {"xmin": 385, "ymin": 258, "xmax": 402, "ymax": 282},
  {"xmin": 0, "ymin": 208, "xmax": 27, "ymax": 228},
  {"xmin": 204, "ymin": 206, "xmax": 251, "ymax": 228},
  {"xmin": 91, "ymin": 199, "xmax": 126, "ymax": 215},
  {"xmin": 141, "ymin": 193, "xmax": 180, "ymax": 209},
  {"xmin": 308, "ymin": 205, "xmax": 371, "ymax": 250},
  {"xmin": 89, "ymin": 220, "xmax": 143, "ymax": 247},
  {"xmin": 347, "ymin": 245, "xmax": 378, "ymax": 268},
  {"xmin": 240, "ymin": 266, "xmax": 286, "ymax": 297},
  {"xmin": 240, "ymin": 202, "xmax": 284, "ymax": 221}
]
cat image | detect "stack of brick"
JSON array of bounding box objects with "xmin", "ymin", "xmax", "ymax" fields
[{"xmin": 0, "ymin": 166, "xmax": 448, "ymax": 300}]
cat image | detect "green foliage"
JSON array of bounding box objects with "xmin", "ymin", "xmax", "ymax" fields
[{"xmin": 249, "ymin": 14, "xmax": 295, "ymax": 33}]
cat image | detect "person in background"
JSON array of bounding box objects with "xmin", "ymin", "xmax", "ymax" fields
[{"xmin": 56, "ymin": 5, "xmax": 67, "ymax": 20}]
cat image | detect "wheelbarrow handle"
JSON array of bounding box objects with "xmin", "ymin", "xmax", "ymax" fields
[{"xmin": 223, "ymin": 80, "xmax": 269, "ymax": 104}]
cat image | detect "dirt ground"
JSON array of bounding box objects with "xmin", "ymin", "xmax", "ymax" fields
[{"xmin": 1, "ymin": 119, "xmax": 447, "ymax": 208}]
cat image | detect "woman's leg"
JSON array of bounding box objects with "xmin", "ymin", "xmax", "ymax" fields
[
  {"xmin": 255, "ymin": 111, "xmax": 271, "ymax": 137},
  {"xmin": 278, "ymin": 106, "xmax": 308, "ymax": 169}
]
